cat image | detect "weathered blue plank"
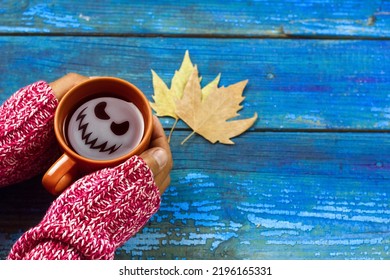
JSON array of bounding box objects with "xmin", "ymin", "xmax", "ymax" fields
[
  {"xmin": 119, "ymin": 131, "xmax": 390, "ymax": 260},
  {"xmin": 2, "ymin": 132, "xmax": 388, "ymax": 259},
  {"xmin": 0, "ymin": 1, "xmax": 389, "ymax": 262},
  {"xmin": 0, "ymin": 0, "xmax": 388, "ymax": 38},
  {"xmin": 0, "ymin": 37, "xmax": 388, "ymax": 130}
]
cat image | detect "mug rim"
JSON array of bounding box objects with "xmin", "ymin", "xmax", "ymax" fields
[{"xmin": 54, "ymin": 76, "xmax": 153, "ymax": 167}]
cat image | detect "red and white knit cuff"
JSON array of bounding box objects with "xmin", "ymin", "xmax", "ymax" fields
[
  {"xmin": 0, "ymin": 81, "xmax": 59, "ymax": 187},
  {"xmin": 8, "ymin": 155, "xmax": 161, "ymax": 260}
]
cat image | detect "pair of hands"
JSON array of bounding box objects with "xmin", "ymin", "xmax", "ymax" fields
[{"xmin": 50, "ymin": 73, "xmax": 173, "ymax": 194}]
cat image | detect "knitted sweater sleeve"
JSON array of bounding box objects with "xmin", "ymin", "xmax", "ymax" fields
[
  {"xmin": 8, "ymin": 156, "xmax": 161, "ymax": 260},
  {"xmin": 0, "ymin": 81, "xmax": 60, "ymax": 187}
]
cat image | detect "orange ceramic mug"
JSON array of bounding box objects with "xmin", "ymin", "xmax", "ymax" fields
[{"xmin": 42, "ymin": 77, "xmax": 153, "ymax": 195}]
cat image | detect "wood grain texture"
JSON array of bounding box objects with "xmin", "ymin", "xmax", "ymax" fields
[
  {"xmin": 0, "ymin": 0, "xmax": 389, "ymax": 38},
  {"xmin": 0, "ymin": 37, "xmax": 388, "ymax": 130},
  {"xmin": 124, "ymin": 135, "xmax": 390, "ymax": 260},
  {"xmin": 0, "ymin": 0, "xmax": 389, "ymax": 261},
  {"xmin": 1, "ymin": 132, "xmax": 389, "ymax": 259}
]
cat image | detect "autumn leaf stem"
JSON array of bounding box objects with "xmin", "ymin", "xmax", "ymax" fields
[
  {"xmin": 168, "ymin": 118, "xmax": 179, "ymax": 143},
  {"xmin": 181, "ymin": 131, "xmax": 196, "ymax": 145}
]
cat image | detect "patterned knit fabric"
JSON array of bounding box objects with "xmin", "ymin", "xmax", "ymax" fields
[
  {"xmin": 0, "ymin": 81, "xmax": 60, "ymax": 187},
  {"xmin": 1, "ymin": 81, "xmax": 161, "ymax": 259},
  {"xmin": 8, "ymin": 156, "xmax": 160, "ymax": 260}
]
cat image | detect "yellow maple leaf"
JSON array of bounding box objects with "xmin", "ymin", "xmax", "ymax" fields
[
  {"xmin": 150, "ymin": 50, "xmax": 194, "ymax": 119},
  {"xmin": 176, "ymin": 66, "xmax": 258, "ymax": 144},
  {"xmin": 150, "ymin": 50, "xmax": 221, "ymax": 142}
]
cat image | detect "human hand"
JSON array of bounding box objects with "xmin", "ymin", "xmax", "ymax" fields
[
  {"xmin": 139, "ymin": 116, "xmax": 173, "ymax": 194},
  {"xmin": 49, "ymin": 72, "xmax": 89, "ymax": 100},
  {"xmin": 7, "ymin": 73, "xmax": 172, "ymax": 259}
]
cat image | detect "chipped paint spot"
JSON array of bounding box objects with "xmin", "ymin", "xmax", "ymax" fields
[
  {"xmin": 229, "ymin": 221, "xmax": 243, "ymax": 230},
  {"xmin": 79, "ymin": 13, "xmax": 91, "ymax": 21},
  {"xmin": 374, "ymin": 121, "xmax": 390, "ymax": 128},
  {"xmin": 285, "ymin": 113, "xmax": 325, "ymax": 127},
  {"xmin": 247, "ymin": 214, "xmax": 314, "ymax": 231},
  {"xmin": 120, "ymin": 231, "xmax": 168, "ymax": 254},
  {"xmin": 238, "ymin": 203, "xmax": 297, "ymax": 216},
  {"xmin": 198, "ymin": 205, "xmax": 220, "ymax": 212},
  {"xmin": 371, "ymin": 107, "xmax": 390, "ymax": 127},
  {"xmin": 0, "ymin": 26, "xmax": 50, "ymax": 32},
  {"xmin": 261, "ymin": 230, "xmax": 299, "ymax": 236},
  {"xmin": 173, "ymin": 211, "xmax": 219, "ymax": 222},
  {"xmin": 185, "ymin": 172, "xmax": 209, "ymax": 180},
  {"xmin": 268, "ymin": 237, "xmax": 384, "ymax": 246},
  {"xmin": 21, "ymin": 4, "xmax": 93, "ymax": 30}
]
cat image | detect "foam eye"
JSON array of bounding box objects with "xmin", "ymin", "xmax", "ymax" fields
[
  {"xmin": 94, "ymin": 102, "xmax": 110, "ymax": 120},
  {"xmin": 110, "ymin": 121, "xmax": 130, "ymax": 136}
]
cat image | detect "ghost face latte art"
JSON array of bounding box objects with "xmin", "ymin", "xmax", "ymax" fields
[{"xmin": 66, "ymin": 97, "xmax": 144, "ymax": 161}]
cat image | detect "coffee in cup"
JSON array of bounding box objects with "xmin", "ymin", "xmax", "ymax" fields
[
  {"xmin": 42, "ymin": 77, "xmax": 153, "ymax": 195},
  {"xmin": 65, "ymin": 96, "xmax": 144, "ymax": 161}
]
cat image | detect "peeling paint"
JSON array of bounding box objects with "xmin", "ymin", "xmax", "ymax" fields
[
  {"xmin": 23, "ymin": 4, "xmax": 81, "ymax": 29},
  {"xmin": 247, "ymin": 215, "xmax": 314, "ymax": 232},
  {"xmin": 268, "ymin": 237, "xmax": 384, "ymax": 246},
  {"xmin": 285, "ymin": 113, "xmax": 325, "ymax": 127}
]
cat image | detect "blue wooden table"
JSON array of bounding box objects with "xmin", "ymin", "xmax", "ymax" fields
[{"xmin": 0, "ymin": 0, "xmax": 389, "ymax": 260}]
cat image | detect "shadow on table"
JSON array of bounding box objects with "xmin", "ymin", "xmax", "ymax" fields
[{"xmin": 0, "ymin": 175, "xmax": 54, "ymax": 232}]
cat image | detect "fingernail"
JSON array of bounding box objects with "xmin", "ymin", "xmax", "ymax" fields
[{"xmin": 152, "ymin": 148, "xmax": 168, "ymax": 169}]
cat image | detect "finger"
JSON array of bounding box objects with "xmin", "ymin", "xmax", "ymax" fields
[
  {"xmin": 141, "ymin": 116, "xmax": 172, "ymax": 175},
  {"xmin": 156, "ymin": 175, "xmax": 171, "ymax": 195},
  {"xmin": 153, "ymin": 161, "xmax": 171, "ymax": 191},
  {"xmin": 140, "ymin": 147, "xmax": 169, "ymax": 178},
  {"xmin": 149, "ymin": 116, "xmax": 171, "ymax": 152},
  {"xmin": 140, "ymin": 116, "xmax": 173, "ymax": 194},
  {"xmin": 49, "ymin": 73, "xmax": 89, "ymax": 101}
]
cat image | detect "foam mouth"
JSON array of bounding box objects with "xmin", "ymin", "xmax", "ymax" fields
[{"xmin": 76, "ymin": 107, "xmax": 122, "ymax": 154}]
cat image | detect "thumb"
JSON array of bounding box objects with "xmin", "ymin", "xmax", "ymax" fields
[
  {"xmin": 49, "ymin": 73, "xmax": 89, "ymax": 101},
  {"xmin": 140, "ymin": 147, "xmax": 169, "ymax": 177}
]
